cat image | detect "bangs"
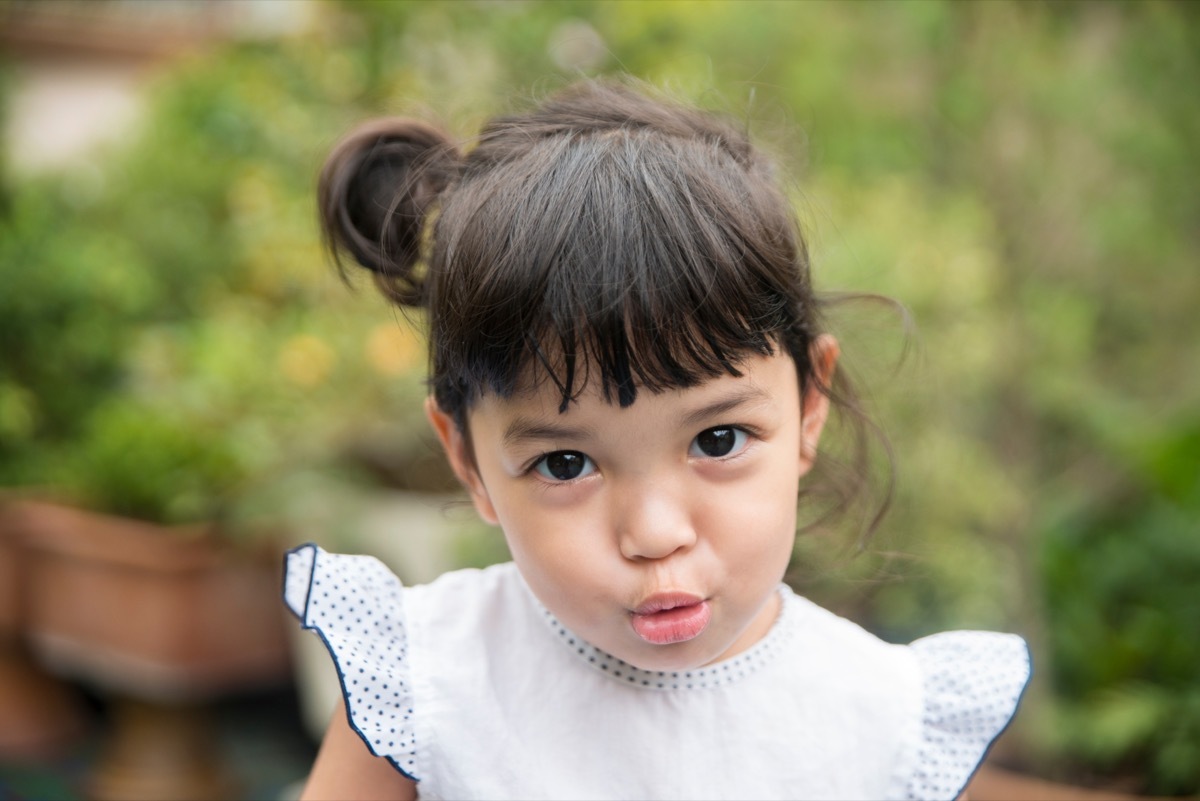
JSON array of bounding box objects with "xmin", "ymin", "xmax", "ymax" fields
[{"xmin": 430, "ymin": 127, "xmax": 805, "ymax": 415}]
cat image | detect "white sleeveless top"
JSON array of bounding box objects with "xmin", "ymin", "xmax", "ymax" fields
[{"xmin": 284, "ymin": 544, "xmax": 1030, "ymax": 801}]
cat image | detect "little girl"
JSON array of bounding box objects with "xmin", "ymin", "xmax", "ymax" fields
[{"xmin": 284, "ymin": 79, "xmax": 1030, "ymax": 801}]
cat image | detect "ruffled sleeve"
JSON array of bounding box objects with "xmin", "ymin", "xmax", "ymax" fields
[
  {"xmin": 283, "ymin": 543, "xmax": 420, "ymax": 781},
  {"xmin": 901, "ymin": 631, "xmax": 1032, "ymax": 800}
]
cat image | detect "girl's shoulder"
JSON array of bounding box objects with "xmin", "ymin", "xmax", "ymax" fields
[
  {"xmin": 283, "ymin": 542, "xmax": 520, "ymax": 633},
  {"xmin": 902, "ymin": 628, "xmax": 1032, "ymax": 799},
  {"xmin": 281, "ymin": 544, "xmax": 524, "ymax": 782},
  {"xmin": 782, "ymin": 588, "xmax": 1032, "ymax": 800},
  {"xmin": 786, "ymin": 589, "xmax": 1031, "ymax": 697}
]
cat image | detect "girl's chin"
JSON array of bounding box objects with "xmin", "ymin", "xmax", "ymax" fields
[{"xmin": 610, "ymin": 633, "xmax": 732, "ymax": 674}]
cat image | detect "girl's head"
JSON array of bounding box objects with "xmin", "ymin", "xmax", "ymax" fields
[
  {"xmin": 319, "ymin": 79, "xmax": 881, "ymax": 670},
  {"xmin": 320, "ymin": 79, "xmax": 824, "ymax": 430}
]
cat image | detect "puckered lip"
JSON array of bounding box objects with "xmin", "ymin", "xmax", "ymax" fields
[{"xmin": 631, "ymin": 591, "xmax": 706, "ymax": 616}]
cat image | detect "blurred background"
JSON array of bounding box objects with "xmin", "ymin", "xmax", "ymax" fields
[{"xmin": 1, "ymin": 0, "xmax": 1197, "ymax": 798}]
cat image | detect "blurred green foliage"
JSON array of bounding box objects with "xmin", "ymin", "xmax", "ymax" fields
[
  {"xmin": 1039, "ymin": 418, "xmax": 1200, "ymax": 792},
  {"xmin": 1, "ymin": 0, "xmax": 1197, "ymax": 791}
]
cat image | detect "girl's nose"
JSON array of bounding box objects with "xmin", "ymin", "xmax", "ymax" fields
[{"xmin": 615, "ymin": 481, "xmax": 698, "ymax": 561}]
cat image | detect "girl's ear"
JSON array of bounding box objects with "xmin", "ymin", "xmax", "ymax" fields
[
  {"xmin": 799, "ymin": 334, "xmax": 839, "ymax": 474},
  {"xmin": 424, "ymin": 397, "xmax": 499, "ymax": 525}
]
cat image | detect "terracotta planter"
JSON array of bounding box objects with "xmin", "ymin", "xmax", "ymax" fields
[
  {"xmin": 0, "ymin": 500, "xmax": 90, "ymax": 761},
  {"xmin": 4, "ymin": 500, "xmax": 294, "ymax": 799},
  {"xmin": 0, "ymin": 500, "xmax": 28, "ymax": 636},
  {"xmin": 13, "ymin": 500, "xmax": 289, "ymax": 702}
]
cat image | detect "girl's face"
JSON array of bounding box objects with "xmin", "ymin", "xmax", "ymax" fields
[{"xmin": 428, "ymin": 344, "xmax": 835, "ymax": 672}]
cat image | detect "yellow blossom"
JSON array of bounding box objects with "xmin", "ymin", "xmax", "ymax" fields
[
  {"xmin": 279, "ymin": 334, "xmax": 336, "ymax": 387},
  {"xmin": 365, "ymin": 323, "xmax": 424, "ymax": 376}
]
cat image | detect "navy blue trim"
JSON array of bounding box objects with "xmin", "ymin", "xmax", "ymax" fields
[
  {"xmin": 300, "ymin": 545, "xmax": 316, "ymax": 624},
  {"xmin": 948, "ymin": 639, "xmax": 1034, "ymax": 801},
  {"xmin": 385, "ymin": 756, "xmax": 413, "ymax": 782},
  {"xmin": 311, "ymin": 624, "xmax": 420, "ymax": 784},
  {"xmin": 281, "ymin": 542, "xmax": 318, "ymax": 622},
  {"xmin": 280, "ymin": 543, "xmax": 303, "ymax": 621},
  {"xmin": 282, "ymin": 544, "xmax": 420, "ymax": 784}
]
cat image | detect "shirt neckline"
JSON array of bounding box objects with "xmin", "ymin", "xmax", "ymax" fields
[{"xmin": 533, "ymin": 585, "xmax": 797, "ymax": 691}]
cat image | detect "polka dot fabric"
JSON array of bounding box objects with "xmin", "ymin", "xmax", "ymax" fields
[
  {"xmin": 283, "ymin": 544, "xmax": 420, "ymax": 781},
  {"xmin": 903, "ymin": 631, "xmax": 1031, "ymax": 800}
]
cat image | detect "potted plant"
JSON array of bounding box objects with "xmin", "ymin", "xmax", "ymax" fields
[
  {"xmin": 5, "ymin": 327, "xmax": 298, "ymax": 799},
  {"xmin": 0, "ymin": 494, "xmax": 90, "ymax": 763}
]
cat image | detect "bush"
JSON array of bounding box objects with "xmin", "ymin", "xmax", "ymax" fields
[
  {"xmin": 1039, "ymin": 419, "xmax": 1200, "ymax": 793},
  {"xmin": 60, "ymin": 400, "xmax": 246, "ymax": 525}
]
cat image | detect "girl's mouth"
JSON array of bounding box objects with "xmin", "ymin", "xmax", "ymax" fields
[{"xmin": 630, "ymin": 593, "xmax": 712, "ymax": 645}]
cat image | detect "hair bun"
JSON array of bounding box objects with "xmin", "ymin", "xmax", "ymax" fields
[{"xmin": 318, "ymin": 118, "xmax": 459, "ymax": 306}]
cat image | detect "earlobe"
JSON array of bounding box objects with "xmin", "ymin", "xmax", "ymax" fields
[
  {"xmin": 424, "ymin": 397, "xmax": 499, "ymax": 525},
  {"xmin": 799, "ymin": 335, "xmax": 839, "ymax": 472}
]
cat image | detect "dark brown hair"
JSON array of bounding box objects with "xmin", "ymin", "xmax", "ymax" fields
[{"xmin": 319, "ymin": 78, "xmax": 891, "ymax": 539}]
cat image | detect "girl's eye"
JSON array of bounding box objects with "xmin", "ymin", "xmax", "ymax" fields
[
  {"xmin": 690, "ymin": 426, "xmax": 749, "ymax": 459},
  {"xmin": 533, "ymin": 451, "xmax": 595, "ymax": 481}
]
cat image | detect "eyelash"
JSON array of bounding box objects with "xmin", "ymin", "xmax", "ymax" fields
[
  {"xmin": 524, "ymin": 425, "xmax": 758, "ymax": 483},
  {"xmin": 528, "ymin": 450, "xmax": 596, "ymax": 482},
  {"xmin": 695, "ymin": 426, "xmax": 754, "ymax": 460}
]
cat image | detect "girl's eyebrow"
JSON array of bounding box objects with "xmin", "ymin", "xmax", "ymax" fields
[
  {"xmin": 680, "ymin": 386, "xmax": 772, "ymax": 428},
  {"xmin": 501, "ymin": 386, "xmax": 771, "ymax": 446},
  {"xmin": 502, "ymin": 419, "xmax": 596, "ymax": 446}
]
